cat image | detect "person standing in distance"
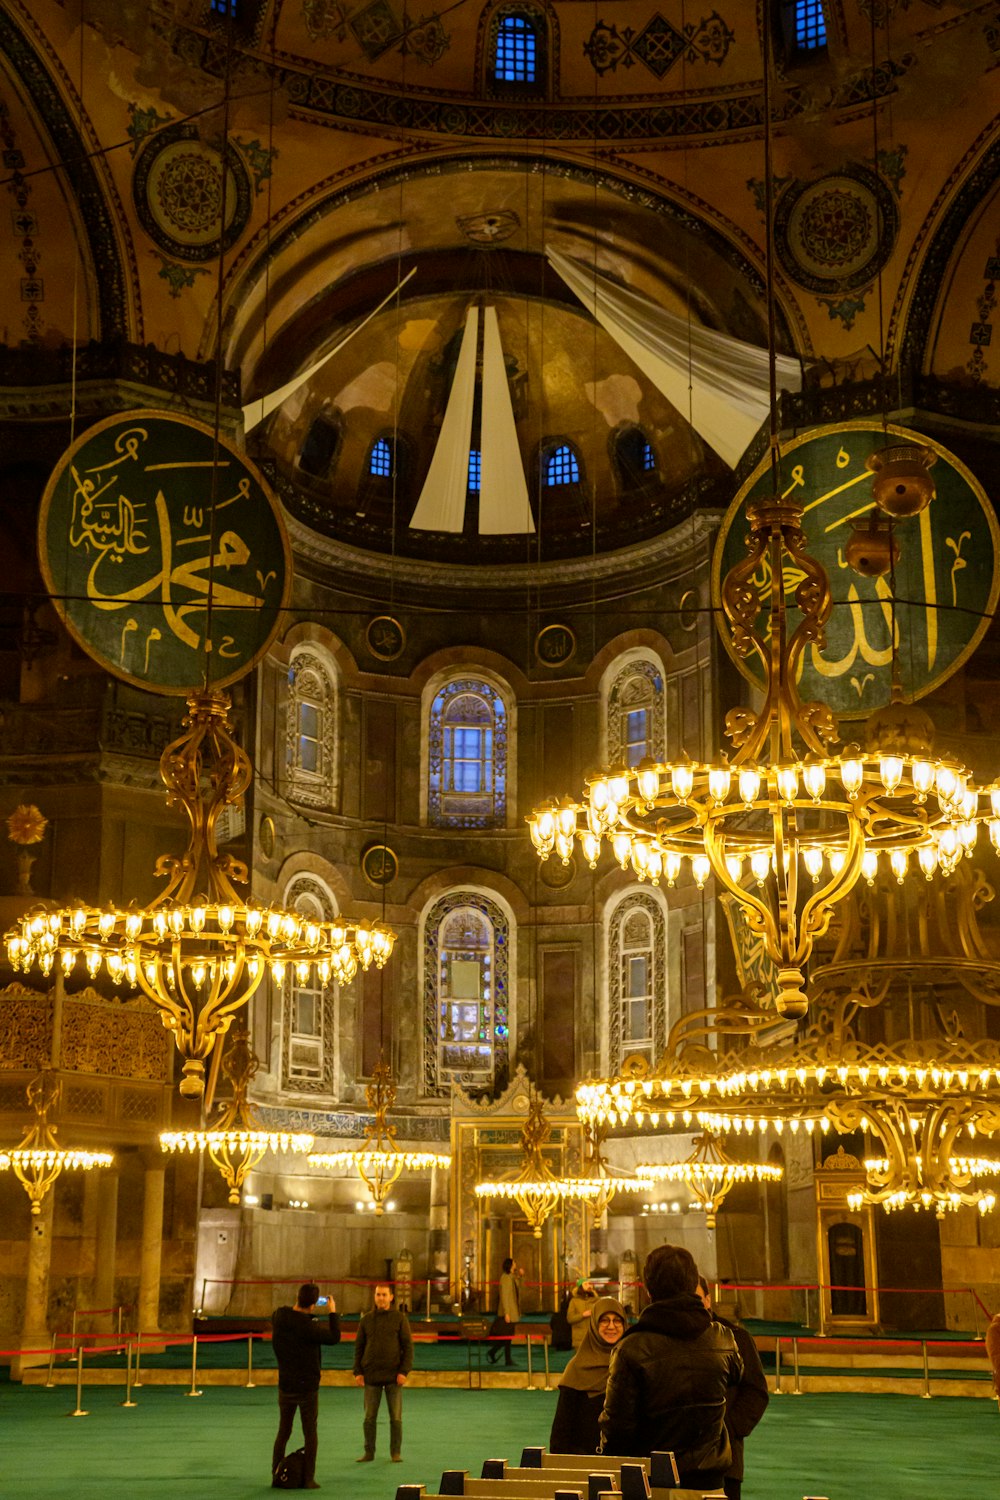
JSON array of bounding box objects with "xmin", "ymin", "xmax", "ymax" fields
[
  {"xmin": 271, "ymin": 1282, "xmax": 341, "ymax": 1490},
  {"xmin": 354, "ymin": 1282, "xmax": 413, "ymax": 1463},
  {"xmin": 487, "ymin": 1256, "xmax": 520, "ymax": 1365},
  {"xmin": 697, "ymin": 1276, "xmax": 769, "ymax": 1500}
]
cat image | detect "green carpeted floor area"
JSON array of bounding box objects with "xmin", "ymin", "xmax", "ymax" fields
[{"xmin": 0, "ymin": 1380, "xmax": 995, "ymax": 1500}]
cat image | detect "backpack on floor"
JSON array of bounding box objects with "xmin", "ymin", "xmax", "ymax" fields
[{"xmin": 272, "ymin": 1448, "xmax": 307, "ymax": 1489}]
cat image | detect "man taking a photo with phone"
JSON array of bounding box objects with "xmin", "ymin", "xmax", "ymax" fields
[{"xmin": 271, "ymin": 1282, "xmax": 341, "ymax": 1488}]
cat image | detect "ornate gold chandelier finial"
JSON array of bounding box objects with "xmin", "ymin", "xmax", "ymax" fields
[
  {"xmin": 160, "ymin": 1026, "xmax": 313, "ymax": 1203},
  {"xmin": 6, "ymin": 692, "xmax": 396, "ymax": 1097},
  {"xmin": 308, "ymin": 1056, "xmax": 450, "ymax": 1212},
  {"xmin": 0, "ymin": 1074, "xmax": 112, "ymax": 1213}
]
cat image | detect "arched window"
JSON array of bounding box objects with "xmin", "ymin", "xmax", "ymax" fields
[
  {"xmin": 545, "ymin": 443, "xmax": 581, "ymax": 487},
  {"xmin": 613, "ymin": 426, "xmax": 657, "ymax": 492},
  {"xmin": 427, "ymin": 677, "xmax": 508, "ymax": 827},
  {"xmin": 285, "ymin": 647, "xmax": 336, "ymax": 810},
  {"xmin": 607, "ymin": 658, "xmax": 665, "ymax": 767},
  {"xmin": 468, "ymin": 449, "xmax": 481, "ymax": 493},
  {"xmin": 298, "ymin": 415, "xmax": 340, "ymax": 479},
  {"xmin": 777, "ymin": 0, "xmax": 828, "ymax": 64},
  {"xmin": 608, "ymin": 892, "xmax": 666, "ymax": 1070},
  {"xmin": 494, "ymin": 13, "xmax": 537, "ymax": 82},
  {"xmin": 281, "ymin": 878, "xmax": 337, "ymax": 1096},
  {"xmin": 368, "ymin": 436, "xmax": 395, "ymax": 478},
  {"xmin": 422, "ymin": 891, "xmax": 510, "ymax": 1093}
]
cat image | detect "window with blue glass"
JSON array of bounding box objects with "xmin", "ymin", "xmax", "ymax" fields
[
  {"xmin": 494, "ymin": 15, "xmax": 536, "ymax": 82},
  {"xmin": 614, "ymin": 426, "xmax": 656, "ymax": 490},
  {"xmin": 428, "ymin": 678, "xmax": 507, "ymax": 827},
  {"xmin": 545, "ymin": 443, "xmax": 581, "ymax": 486},
  {"xmin": 795, "ymin": 0, "xmax": 826, "ymax": 50},
  {"xmin": 643, "ymin": 442, "xmax": 655, "ymax": 471},
  {"xmin": 608, "ymin": 658, "xmax": 665, "ymax": 768},
  {"xmin": 468, "ymin": 449, "xmax": 481, "ymax": 493},
  {"xmin": 368, "ymin": 436, "xmax": 394, "ymax": 478},
  {"xmin": 210, "ymin": 0, "xmax": 239, "ymax": 16}
]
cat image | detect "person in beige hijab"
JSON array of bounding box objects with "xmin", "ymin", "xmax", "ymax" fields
[{"xmin": 549, "ymin": 1295, "xmax": 628, "ymax": 1454}]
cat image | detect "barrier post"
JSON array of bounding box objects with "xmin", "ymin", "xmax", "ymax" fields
[
  {"xmin": 121, "ymin": 1338, "xmax": 137, "ymax": 1408},
  {"xmin": 133, "ymin": 1330, "xmax": 143, "ymax": 1387},
  {"xmin": 246, "ymin": 1334, "xmax": 256, "ymax": 1389},
  {"xmin": 792, "ymin": 1337, "xmax": 802, "ymax": 1395},
  {"xmin": 185, "ymin": 1335, "xmax": 203, "ymax": 1397},
  {"xmin": 117, "ymin": 1305, "xmax": 123, "ymax": 1339},
  {"xmin": 71, "ymin": 1309, "xmax": 78, "ymax": 1342},
  {"xmin": 424, "ymin": 1278, "xmax": 433, "ymax": 1323},
  {"xmin": 525, "ymin": 1333, "xmax": 534, "ymax": 1390},
  {"xmin": 773, "ymin": 1337, "xmax": 783, "ymax": 1395},
  {"xmin": 45, "ymin": 1331, "xmax": 59, "ymax": 1388},
  {"xmin": 921, "ymin": 1340, "xmax": 931, "ymax": 1399},
  {"xmin": 543, "ymin": 1333, "xmax": 552, "ymax": 1392},
  {"xmin": 68, "ymin": 1345, "xmax": 88, "ymax": 1418}
]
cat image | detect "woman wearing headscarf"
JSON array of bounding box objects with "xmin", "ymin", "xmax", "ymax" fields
[
  {"xmin": 566, "ymin": 1279, "xmax": 601, "ymax": 1348},
  {"xmin": 549, "ymin": 1296, "xmax": 628, "ymax": 1454}
]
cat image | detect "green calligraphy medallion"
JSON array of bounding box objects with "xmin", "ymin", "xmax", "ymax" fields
[
  {"xmin": 38, "ymin": 410, "xmax": 292, "ymax": 695},
  {"xmin": 711, "ymin": 422, "xmax": 1000, "ymax": 719}
]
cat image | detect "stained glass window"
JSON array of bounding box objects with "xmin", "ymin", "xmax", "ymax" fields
[
  {"xmin": 608, "ymin": 893, "xmax": 666, "ymax": 1070},
  {"xmin": 369, "ymin": 436, "xmax": 394, "ymax": 478},
  {"xmin": 282, "ymin": 880, "xmax": 336, "ymax": 1095},
  {"xmin": 607, "ymin": 659, "xmax": 665, "ymax": 768},
  {"xmin": 794, "ymin": 0, "xmax": 826, "ymax": 51},
  {"xmin": 428, "ymin": 678, "xmax": 507, "ymax": 827},
  {"xmin": 468, "ymin": 448, "xmax": 481, "ymax": 492},
  {"xmin": 422, "ymin": 892, "xmax": 510, "ymax": 1092},
  {"xmin": 285, "ymin": 649, "xmax": 336, "ymax": 810}
]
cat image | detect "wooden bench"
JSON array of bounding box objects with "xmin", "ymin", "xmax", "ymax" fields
[{"xmin": 395, "ymin": 1453, "xmax": 723, "ymax": 1500}]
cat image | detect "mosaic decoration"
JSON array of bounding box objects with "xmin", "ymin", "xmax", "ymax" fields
[
  {"xmin": 712, "ymin": 421, "xmax": 1000, "ymax": 718},
  {"xmin": 0, "ymin": 98, "xmax": 43, "ymax": 344},
  {"xmin": 457, "ymin": 210, "xmax": 520, "ymax": 245},
  {"xmin": 126, "ymin": 102, "xmax": 174, "ymax": 157},
  {"xmin": 303, "ymin": 0, "xmax": 350, "ymax": 41},
  {"xmin": 350, "ymin": 0, "xmax": 403, "ymax": 59},
  {"xmin": 151, "ymin": 252, "xmax": 212, "ymax": 299},
  {"xmin": 876, "ymin": 143, "xmax": 908, "ymax": 197},
  {"xmin": 133, "ymin": 121, "xmax": 252, "ymax": 263},
  {"xmin": 235, "ymin": 136, "xmax": 279, "ymax": 194},
  {"xmin": 168, "ymin": 16, "xmax": 910, "ymax": 142},
  {"xmin": 584, "ymin": 9, "xmax": 734, "ymax": 77},
  {"xmin": 0, "ymin": 6, "xmax": 129, "ymax": 338},
  {"xmin": 773, "ymin": 167, "xmax": 899, "ymax": 295},
  {"xmin": 817, "ymin": 289, "xmax": 870, "ymax": 331},
  {"xmin": 967, "ymin": 243, "xmax": 998, "ymax": 384}
]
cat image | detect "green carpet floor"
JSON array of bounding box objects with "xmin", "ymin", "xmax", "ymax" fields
[{"xmin": 0, "ymin": 1382, "xmax": 995, "ymax": 1500}]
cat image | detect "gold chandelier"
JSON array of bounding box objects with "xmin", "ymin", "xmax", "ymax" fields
[
  {"xmin": 5, "ymin": 691, "xmax": 395, "ymax": 1097},
  {"xmin": 308, "ymin": 1058, "xmax": 450, "ymax": 1213},
  {"xmin": 474, "ymin": 1092, "xmax": 608, "ymax": 1237},
  {"xmin": 528, "ymin": 489, "xmax": 987, "ymax": 1022},
  {"xmin": 0, "ymin": 1075, "xmax": 112, "ymax": 1214},
  {"xmin": 635, "ymin": 1133, "xmax": 783, "ymax": 1229},
  {"xmin": 160, "ymin": 1027, "xmax": 313, "ymax": 1204}
]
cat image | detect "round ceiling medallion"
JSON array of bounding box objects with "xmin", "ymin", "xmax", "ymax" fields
[
  {"xmin": 774, "ymin": 169, "xmax": 899, "ymax": 293},
  {"xmin": 133, "ymin": 123, "xmax": 252, "ymax": 262}
]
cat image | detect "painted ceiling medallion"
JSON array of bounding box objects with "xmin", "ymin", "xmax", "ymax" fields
[
  {"xmin": 774, "ymin": 169, "xmax": 899, "ymax": 294},
  {"xmin": 133, "ymin": 123, "xmax": 252, "ymax": 263}
]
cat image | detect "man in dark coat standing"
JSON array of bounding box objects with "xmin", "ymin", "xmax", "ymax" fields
[
  {"xmin": 271, "ymin": 1282, "xmax": 341, "ymax": 1489},
  {"xmin": 354, "ymin": 1282, "xmax": 413, "ymax": 1463},
  {"xmin": 599, "ymin": 1244, "xmax": 743, "ymax": 1491},
  {"xmin": 698, "ymin": 1276, "xmax": 769, "ymax": 1500}
]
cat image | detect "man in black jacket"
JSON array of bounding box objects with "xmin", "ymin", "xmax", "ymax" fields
[
  {"xmin": 353, "ymin": 1282, "xmax": 413, "ymax": 1463},
  {"xmin": 271, "ymin": 1282, "xmax": 341, "ymax": 1489},
  {"xmin": 698, "ymin": 1275, "xmax": 769, "ymax": 1500},
  {"xmin": 599, "ymin": 1244, "xmax": 742, "ymax": 1490}
]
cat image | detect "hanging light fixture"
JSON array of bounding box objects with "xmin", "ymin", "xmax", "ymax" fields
[
  {"xmin": 473, "ymin": 1091, "xmax": 609, "ymax": 1237},
  {"xmin": 309, "ymin": 1057, "xmax": 450, "ymax": 1213},
  {"xmin": 635, "ymin": 1134, "xmax": 783, "ymax": 1230},
  {"xmin": 5, "ymin": 692, "xmax": 395, "ymax": 1098},
  {"xmin": 160, "ymin": 1026, "xmax": 313, "ymax": 1204},
  {"xmin": 0, "ymin": 1075, "xmax": 112, "ymax": 1214}
]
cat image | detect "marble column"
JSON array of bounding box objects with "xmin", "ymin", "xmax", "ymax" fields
[
  {"xmin": 137, "ymin": 1156, "xmax": 166, "ymax": 1333},
  {"xmin": 12, "ymin": 1191, "xmax": 55, "ymax": 1379},
  {"xmin": 93, "ymin": 1170, "xmax": 119, "ymax": 1333}
]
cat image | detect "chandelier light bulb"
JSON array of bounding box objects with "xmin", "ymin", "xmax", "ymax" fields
[
  {"xmin": 671, "ymin": 764, "xmax": 694, "ymax": 802},
  {"xmin": 802, "ymin": 763, "xmax": 827, "ymax": 802},
  {"xmin": 862, "ymin": 851, "xmax": 879, "ymax": 885},
  {"xmin": 803, "ymin": 847, "xmax": 824, "ymax": 882},
  {"xmin": 636, "ymin": 763, "xmax": 661, "ymax": 803},
  {"xmin": 889, "ymin": 849, "xmax": 908, "ymax": 884},
  {"xmin": 738, "ymin": 767, "xmax": 761, "ymax": 806},
  {"xmin": 776, "ymin": 766, "xmax": 798, "ymax": 803},
  {"xmin": 692, "ymin": 855, "xmax": 711, "ymax": 889},
  {"xmin": 840, "ymin": 759, "xmax": 864, "ymax": 797},
  {"xmin": 708, "ymin": 767, "xmax": 732, "ymax": 805}
]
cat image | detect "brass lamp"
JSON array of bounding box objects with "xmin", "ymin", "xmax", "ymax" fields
[
  {"xmin": 474, "ymin": 1092, "xmax": 608, "ymax": 1238},
  {"xmin": 309, "ymin": 1058, "xmax": 450, "ymax": 1213},
  {"xmin": 160, "ymin": 1026, "xmax": 313, "ymax": 1204},
  {"xmin": 6, "ymin": 691, "xmax": 395, "ymax": 1097},
  {"xmin": 0, "ymin": 1074, "xmax": 112, "ymax": 1214},
  {"xmin": 635, "ymin": 1133, "xmax": 783, "ymax": 1230}
]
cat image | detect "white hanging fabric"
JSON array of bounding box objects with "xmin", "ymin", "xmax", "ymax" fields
[
  {"xmin": 479, "ymin": 305, "xmax": 535, "ymax": 535},
  {"xmin": 241, "ymin": 266, "xmax": 417, "ymax": 433},
  {"xmin": 409, "ymin": 305, "xmax": 480, "ymax": 532},
  {"xmin": 546, "ymin": 248, "xmax": 802, "ymax": 469}
]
